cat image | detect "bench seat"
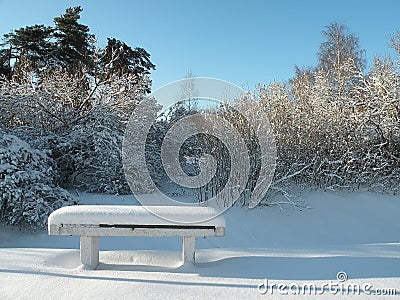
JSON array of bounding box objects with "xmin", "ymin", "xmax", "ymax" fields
[{"xmin": 48, "ymin": 205, "xmax": 226, "ymax": 269}]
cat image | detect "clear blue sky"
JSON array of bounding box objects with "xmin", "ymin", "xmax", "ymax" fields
[{"xmin": 0, "ymin": 0, "xmax": 399, "ymax": 90}]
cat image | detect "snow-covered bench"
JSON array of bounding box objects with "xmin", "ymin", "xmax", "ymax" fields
[{"xmin": 48, "ymin": 205, "xmax": 226, "ymax": 269}]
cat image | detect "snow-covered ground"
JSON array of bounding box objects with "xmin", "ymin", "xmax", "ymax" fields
[{"xmin": 1, "ymin": 191, "xmax": 399, "ymax": 299}]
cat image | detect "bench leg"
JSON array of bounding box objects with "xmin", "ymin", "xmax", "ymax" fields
[
  {"xmin": 182, "ymin": 236, "xmax": 196, "ymax": 264},
  {"xmin": 80, "ymin": 236, "xmax": 99, "ymax": 269}
]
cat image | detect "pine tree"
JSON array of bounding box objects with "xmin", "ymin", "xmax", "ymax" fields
[
  {"xmin": 100, "ymin": 38, "xmax": 155, "ymax": 91},
  {"xmin": 0, "ymin": 6, "xmax": 155, "ymax": 84},
  {"xmin": 53, "ymin": 6, "xmax": 94, "ymax": 71},
  {"xmin": 2, "ymin": 25, "xmax": 55, "ymax": 76},
  {"xmin": 0, "ymin": 48, "xmax": 12, "ymax": 79}
]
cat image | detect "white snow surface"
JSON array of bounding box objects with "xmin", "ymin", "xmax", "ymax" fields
[
  {"xmin": 48, "ymin": 205, "xmax": 226, "ymax": 226},
  {"xmin": 1, "ymin": 190, "xmax": 400, "ymax": 299}
]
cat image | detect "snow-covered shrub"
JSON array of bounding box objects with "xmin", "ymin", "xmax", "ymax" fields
[
  {"xmin": 0, "ymin": 70, "xmax": 150, "ymax": 195},
  {"xmin": 124, "ymin": 97, "xmax": 163, "ymax": 194},
  {"xmin": 258, "ymin": 55, "xmax": 400, "ymax": 195},
  {"xmin": 10, "ymin": 125, "xmax": 130, "ymax": 194},
  {"xmin": 55, "ymin": 123, "xmax": 130, "ymax": 194},
  {"xmin": 0, "ymin": 132, "xmax": 76, "ymax": 228}
]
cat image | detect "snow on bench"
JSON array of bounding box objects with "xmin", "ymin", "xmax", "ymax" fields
[{"xmin": 48, "ymin": 205, "xmax": 226, "ymax": 269}]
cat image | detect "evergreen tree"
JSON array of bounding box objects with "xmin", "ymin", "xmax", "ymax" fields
[
  {"xmin": 2, "ymin": 25, "xmax": 55, "ymax": 76},
  {"xmin": 0, "ymin": 6, "xmax": 155, "ymax": 82},
  {"xmin": 53, "ymin": 6, "xmax": 94, "ymax": 71},
  {"xmin": 100, "ymin": 38, "xmax": 155, "ymax": 91},
  {"xmin": 0, "ymin": 48, "xmax": 12, "ymax": 79}
]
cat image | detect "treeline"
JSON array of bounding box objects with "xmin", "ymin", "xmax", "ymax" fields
[
  {"xmin": 262, "ymin": 23, "xmax": 400, "ymax": 198},
  {"xmin": 235, "ymin": 23, "xmax": 400, "ymax": 204},
  {"xmin": 0, "ymin": 9, "xmax": 399, "ymax": 228},
  {"xmin": 137, "ymin": 23, "xmax": 400, "ymax": 207}
]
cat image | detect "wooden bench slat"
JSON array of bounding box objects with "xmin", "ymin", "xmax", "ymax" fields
[{"xmin": 98, "ymin": 224, "xmax": 217, "ymax": 230}]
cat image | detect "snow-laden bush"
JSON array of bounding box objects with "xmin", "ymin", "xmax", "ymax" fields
[
  {"xmin": 0, "ymin": 70, "xmax": 150, "ymax": 195},
  {"xmin": 0, "ymin": 132, "xmax": 77, "ymax": 228},
  {"xmin": 55, "ymin": 124, "xmax": 130, "ymax": 194},
  {"xmin": 123, "ymin": 97, "xmax": 163, "ymax": 194},
  {"xmin": 10, "ymin": 125, "xmax": 130, "ymax": 195},
  {"xmin": 258, "ymin": 56, "xmax": 400, "ymax": 195}
]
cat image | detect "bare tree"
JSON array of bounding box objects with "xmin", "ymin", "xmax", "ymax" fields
[
  {"xmin": 180, "ymin": 69, "xmax": 198, "ymax": 112},
  {"xmin": 318, "ymin": 22, "xmax": 366, "ymax": 73},
  {"xmin": 390, "ymin": 31, "xmax": 400, "ymax": 54}
]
